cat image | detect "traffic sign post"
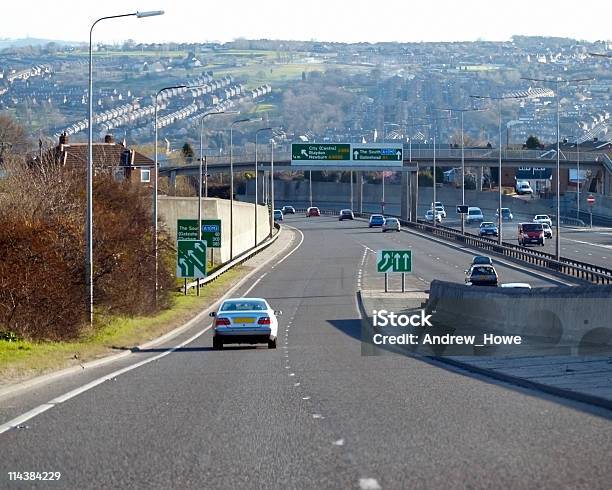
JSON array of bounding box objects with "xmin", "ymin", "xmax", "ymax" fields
[
  {"xmin": 176, "ymin": 240, "xmax": 207, "ymax": 279},
  {"xmin": 352, "ymin": 144, "xmax": 403, "ymax": 162},
  {"xmin": 377, "ymin": 249, "xmax": 413, "ymax": 293},
  {"xmin": 456, "ymin": 205, "xmax": 469, "ymax": 214},
  {"xmin": 178, "ymin": 219, "xmax": 222, "ymax": 248},
  {"xmin": 291, "ymin": 143, "xmax": 351, "ymax": 164},
  {"xmin": 587, "ymin": 195, "xmax": 595, "ymax": 228}
]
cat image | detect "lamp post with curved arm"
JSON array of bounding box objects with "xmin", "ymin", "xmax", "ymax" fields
[
  {"xmin": 229, "ymin": 117, "xmax": 262, "ymax": 260},
  {"xmin": 470, "ymin": 93, "xmax": 535, "ymax": 244},
  {"xmin": 255, "ymin": 127, "xmax": 273, "ymax": 246},
  {"xmin": 520, "ymin": 77, "xmax": 593, "ymax": 259},
  {"xmin": 433, "ymin": 107, "xmax": 488, "ymax": 234},
  {"xmin": 88, "ymin": 10, "xmax": 164, "ymax": 325}
]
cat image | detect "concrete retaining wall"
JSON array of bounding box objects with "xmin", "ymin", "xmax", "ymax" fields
[
  {"xmin": 251, "ymin": 180, "xmax": 555, "ymax": 219},
  {"xmin": 425, "ymin": 280, "xmax": 612, "ymax": 354},
  {"xmin": 159, "ymin": 196, "xmax": 270, "ymax": 264}
]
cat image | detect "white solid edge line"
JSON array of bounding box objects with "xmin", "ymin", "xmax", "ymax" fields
[
  {"xmin": 0, "ymin": 227, "xmax": 305, "ymax": 434},
  {"xmin": 0, "ymin": 229, "xmax": 301, "ymax": 402}
]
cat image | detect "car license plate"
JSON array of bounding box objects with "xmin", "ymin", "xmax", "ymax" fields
[{"xmin": 234, "ymin": 317, "xmax": 255, "ymax": 323}]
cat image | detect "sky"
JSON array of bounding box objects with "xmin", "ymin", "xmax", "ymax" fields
[{"xmin": 1, "ymin": 0, "xmax": 611, "ymax": 45}]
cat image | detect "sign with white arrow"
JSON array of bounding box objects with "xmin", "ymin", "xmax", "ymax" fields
[
  {"xmin": 376, "ymin": 249, "xmax": 412, "ymax": 273},
  {"xmin": 177, "ymin": 240, "xmax": 207, "ymax": 278},
  {"xmin": 291, "ymin": 143, "xmax": 403, "ymax": 167},
  {"xmin": 352, "ymin": 144, "xmax": 403, "ymax": 164}
]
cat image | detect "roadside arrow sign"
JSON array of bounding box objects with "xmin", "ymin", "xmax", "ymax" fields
[
  {"xmin": 377, "ymin": 249, "xmax": 412, "ymax": 273},
  {"xmin": 177, "ymin": 240, "xmax": 207, "ymax": 278}
]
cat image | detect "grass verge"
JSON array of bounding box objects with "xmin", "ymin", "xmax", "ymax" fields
[{"xmin": 0, "ymin": 265, "xmax": 247, "ymax": 386}]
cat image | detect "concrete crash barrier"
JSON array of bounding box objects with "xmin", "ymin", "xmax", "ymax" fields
[{"xmin": 424, "ymin": 280, "xmax": 612, "ymax": 356}]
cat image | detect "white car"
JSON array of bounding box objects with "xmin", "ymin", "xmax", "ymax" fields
[
  {"xmin": 465, "ymin": 207, "xmax": 484, "ymax": 224},
  {"xmin": 425, "ymin": 210, "xmax": 443, "ymax": 223},
  {"xmin": 500, "ymin": 283, "xmax": 532, "ymax": 289},
  {"xmin": 533, "ymin": 214, "xmax": 552, "ymax": 227},
  {"xmin": 382, "ymin": 217, "xmax": 401, "ymax": 232},
  {"xmin": 515, "ymin": 181, "xmax": 533, "ymax": 195},
  {"xmin": 432, "ymin": 202, "xmax": 446, "ymax": 218},
  {"xmin": 211, "ymin": 298, "xmax": 281, "ymax": 350}
]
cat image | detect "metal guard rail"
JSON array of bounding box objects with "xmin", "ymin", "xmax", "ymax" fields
[
  {"xmin": 182, "ymin": 223, "xmax": 281, "ymax": 291},
  {"xmin": 405, "ymin": 219, "xmax": 612, "ymax": 284}
]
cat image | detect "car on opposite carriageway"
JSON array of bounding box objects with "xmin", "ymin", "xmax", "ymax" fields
[
  {"xmin": 479, "ymin": 221, "xmax": 499, "ymax": 237},
  {"xmin": 306, "ymin": 207, "xmax": 321, "ymax": 217}
]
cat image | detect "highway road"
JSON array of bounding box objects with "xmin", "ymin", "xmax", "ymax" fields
[
  {"xmin": 274, "ymin": 198, "xmax": 612, "ymax": 269},
  {"xmin": 1, "ymin": 216, "xmax": 611, "ymax": 489}
]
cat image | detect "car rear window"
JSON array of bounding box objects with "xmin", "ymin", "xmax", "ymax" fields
[
  {"xmin": 522, "ymin": 223, "xmax": 543, "ymax": 231},
  {"xmin": 472, "ymin": 266, "xmax": 495, "ymax": 275},
  {"xmin": 221, "ymin": 300, "xmax": 267, "ymax": 311},
  {"xmin": 468, "ymin": 209, "xmax": 480, "ymax": 215}
]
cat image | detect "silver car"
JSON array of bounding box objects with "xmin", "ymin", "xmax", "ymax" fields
[{"xmin": 211, "ymin": 298, "xmax": 281, "ymax": 350}]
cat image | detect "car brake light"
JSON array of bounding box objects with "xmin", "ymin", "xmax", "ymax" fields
[
  {"xmin": 215, "ymin": 317, "xmax": 230, "ymax": 326},
  {"xmin": 258, "ymin": 316, "xmax": 271, "ymax": 325}
]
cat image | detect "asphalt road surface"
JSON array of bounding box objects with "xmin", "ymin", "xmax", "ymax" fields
[
  {"xmin": 1, "ymin": 216, "xmax": 611, "ymax": 489},
  {"xmin": 275, "ymin": 198, "xmax": 612, "ymax": 269}
]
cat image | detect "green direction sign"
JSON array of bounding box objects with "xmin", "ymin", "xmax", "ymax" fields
[
  {"xmin": 352, "ymin": 144, "xmax": 403, "ymax": 162},
  {"xmin": 377, "ymin": 249, "xmax": 412, "ymax": 273},
  {"xmin": 177, "ymin": 219, "xmax": 221, "ymax": 248},
  {"xmin": 177, "ymin": 240, "xmax": 207, "ymax": 278},
  {"xmin": 291, "ymin": 143, "xmax": 351, "ymax": 164}
]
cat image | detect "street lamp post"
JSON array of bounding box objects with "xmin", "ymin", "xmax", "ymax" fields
[
  {"xmin": 153, "ymin": 83, "xmax": 188, "ymax": 306},
  {"xmin": 198, "ymin": 110, "xmax": 239, "ymax": 245},
  {"xmin": 404, "ymin": 118, "xmax": 452, "ymax": 223},
  {"xmin": 433, "ymin": 107, "xmax": 487, "ymax": 234},
  {"xmin": 576, "ymin": 139, "xmax": 581, "ymax": 220},
  {"xmin": 88, "ymin": 10, "xmax": 163, "ymax": 324},
  {"xmin": 229, "ymin": 117, "xmax": 262, "ymax": 260},
  {"xmin": 255, "ymin": 127, "xmax": 273, "ymax": 246},
  {"xmin": 269, "ymin": 139, "xmax": 276, "ymax": 239},
  {"xmin": 520, "ymin": 77, "xmax": 593, "ymax": 259},
  {"xmin": 382, "ymin": 122, "xmax": 401, "ymax": 214},
  {"xmin": 471, "ymin": 93, "xmax": 533, "ymax": 244}
]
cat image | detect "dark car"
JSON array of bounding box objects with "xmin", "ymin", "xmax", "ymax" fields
[
  {"xmin": 339, "ymin": 209, "xmax": 354, "ymax": 220},
  {"xmin": 282, "ymin": 206, "xmax": 295, "ymax": 215},
  {"xmin": 479, "ymin": 222, "xmax": 499, "ymax": 237},
  {"xmin": 496, "ymin": 208, "xmax": 513, "ymax": 221},
  {"xmin": 518, "ymin": 222, "xmax": 545, "ymax": 246},
  {"xmin": 369, "ymin": 214, "xmax": 385, "ymax": 227},
  {"xmin": 465, "ymin": 265, "xmax": 499, "ymax": 286}
]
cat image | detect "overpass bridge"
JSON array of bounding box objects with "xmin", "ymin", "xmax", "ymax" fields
[
  {"xmin": 159, "ymin": 147, "xmax": 611, "ymax": 177},
  {"xmin": 159, "ymin": 148, "xmax": 611, "ymax": 215}
]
